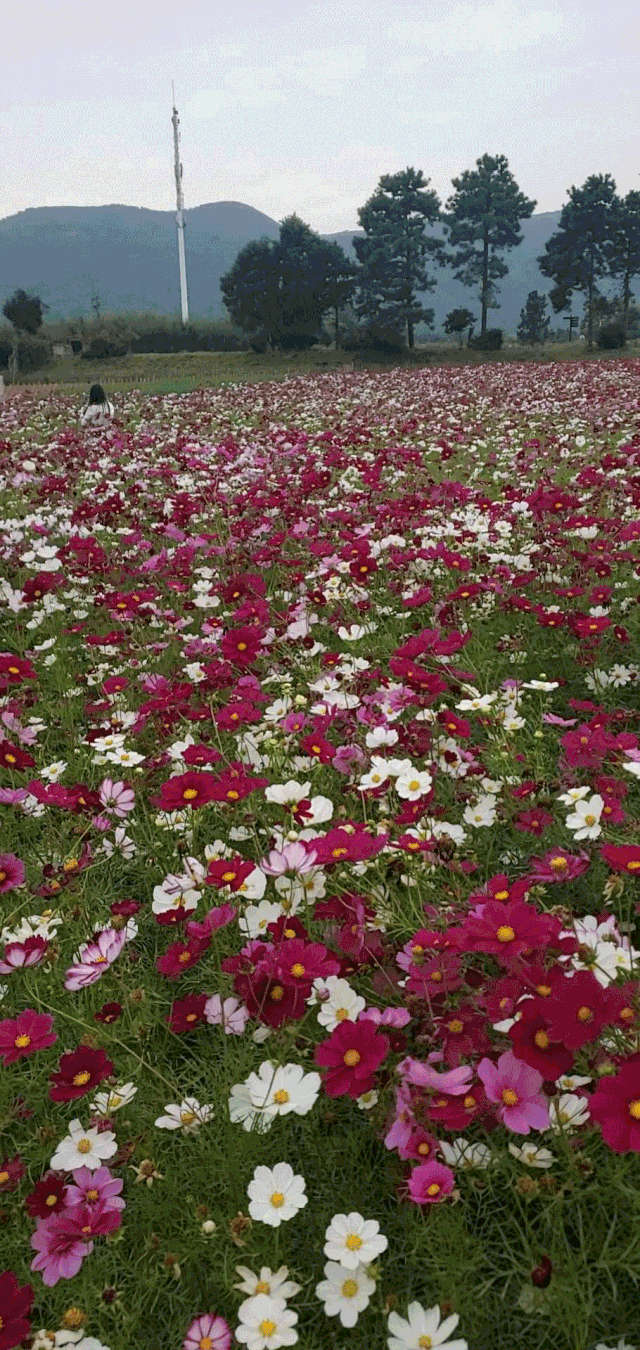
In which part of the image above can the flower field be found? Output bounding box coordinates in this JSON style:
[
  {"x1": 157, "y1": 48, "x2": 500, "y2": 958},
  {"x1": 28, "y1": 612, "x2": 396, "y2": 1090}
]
[{"x1": 1, "y1": 357, "x2": 640, "y2": 1350}]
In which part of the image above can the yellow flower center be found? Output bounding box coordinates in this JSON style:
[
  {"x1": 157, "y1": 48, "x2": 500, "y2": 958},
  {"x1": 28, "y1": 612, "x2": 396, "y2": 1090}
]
[
  {"x1": 73, "y1": 1071, "x2": 92, "y2": 1086},
  {"x1": 258, "y1": 1322, "x2": 275, "y2": 1337},
  {"x1": 46, "y1": 1193, "x2": 58, "y2": 1206},
  {"x1": 427, "y1": 1183, "x2": 441, "y2": 1196},
  {"x1": 628, "y1": 1099, "x2": 640, "y2": 1120},
  {"x1": 77, "y1": 1139, "x2": 92, "y2": 1154},
  {"x1": 87, "y1": 1189, "x2": 99, "y2": 1201},
  {"x1": 346, "y1": 1233, "x2": 362, "y2": 1250},
  {"x1": 584, "y1": 814, "x2": 596, "y2": 827},
  {"x1": 255, "y1": 1281, "x2": 270, "y2": 1294},
  {"x1": 536, "y1": 984, "x2": 552, "y2": 997},
  {"x1": 221, "y1": 871, "x2": 236, "y2": 882},
  {"x1": 550, "y1": 856, "x2": 568, "y2": 871},
  {"x1": 0, "y1": 1172, "x2": 8, "y2": 1185},
  {"x1": 270, "y1": 985, "x2": 285, "y2": 1001},
  {"x1": 418, "y1": 1142, "x2": 430, "y2": 1155},
  {"x1": 5, "y1": 753, "x2": 16, "y2": 764},
  {"x1": 343, "y1": 1049, "x2": 361, "y2": 1067},
  {"x1": 463, "y1": 1094, "x2": 476, "y2": 1109},
  {"x1": 627, "y1": 860, "x2": 640, "y2": 871},
  {"x1": 494, "y1": 890, "x2": 509, "y2": 900},
  {"x1": 237, "y1": 642, "x2": 247, "y2": 651},
  {"x1": 336, "y1": 1008, "x2": 349, "y2": 1020},
  {"x1": 199, "y1": 1338, "x2": 213, "y2": 1350},
  {"x1": 270, "y1": 1191, "x2": 285, "y2": 1208},
  {"x1": 577, "y1": 1006, "x2": 593, "y2": 1022},
  {"x1": 341, "y1": 1278, "x2": 359, "y2": 1298},
  {"x1": 226, "y1": 789, "x2": 240, "y2": 800},
  {"x1": 273, "y1": 1090, "x2": 289, "y2": 1104},
  {"x1": 419, "y1": 1338, "x2": 433, "y2": 1349},
  {"x1": 290, "y1": 963, "x2": 305, "y2": 977},
  {"x1": 620, "y1": 1007, "x2": 634, "y2": 1022},
  {"x1": 408, "y1": 780, "x2": 420, "y2": 792},
  {"x1": 181, "y1": 1110, "x2": 196, "y2": 1124},
  {"x1": 496, "y1": 925, "x2": 516, "y2": 943},
  {"x1": 448, "y1": 1019, "x2": 464, "y2": 1034},
  {"x1": 284, "y1": 927, "x2": 296, "y2": 937},
  {"x1": 183, "y1": 788, "x2": 198, "y2": 800},
  {"x1": 534, "y1": 1031, "x2": 549, "y2": 1049},
  {"x1": 14, "y1": 1034, "x2": 31, "y2": 1048},
  {"x1": 502, "y1": 1088, "x2": 519, "y2": 1106}
]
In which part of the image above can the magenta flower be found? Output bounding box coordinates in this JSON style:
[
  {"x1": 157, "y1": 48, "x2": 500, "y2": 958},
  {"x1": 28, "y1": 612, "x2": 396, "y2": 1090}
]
[
  {"x1": 0, "y1": 1009, "x2": 57, "y2": 1065},
  {"x1": 407, "y1": 1160, "x2": 456, "y2": 1205},
  {"x1": 260, "y1": 842, "x2": 317, "y2": 875},
  {"x1": 99, "y1": 778, "x2": 136, "y2": 817},
  {"x1": 0, "y1": 935, "x2": 48, "y2": 974},
  {"x1": 182, "y1": 1311, "x2": 232, "y2": 1350},
  {"x1": 65, "y1": 1167, "x2": 125, "y2": 1213},
  {"x1": 0, "y1": 853, "x2": 25, "y2": 893},
  {"x1": 359, "y1": 1006, "x2": 411, "y2": 1029},
  {"x1": 477, "y1": 1050, "x2": 550, "y2": 1134},
  {"x1": 64, "y1": 927, "x2": 126, "y2": 990}
]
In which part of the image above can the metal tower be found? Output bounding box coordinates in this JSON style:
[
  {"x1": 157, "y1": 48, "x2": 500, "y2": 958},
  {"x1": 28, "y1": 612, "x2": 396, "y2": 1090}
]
[{"x1": 171, "y1": 82, "x2": 190, "y2": 324}]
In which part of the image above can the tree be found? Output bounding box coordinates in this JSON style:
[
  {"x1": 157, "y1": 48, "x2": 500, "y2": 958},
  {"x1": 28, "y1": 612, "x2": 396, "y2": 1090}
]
[
  {"x1": 608, "y1": 190, "x2": 640, "y2": 336},
  {"x1": 537, "y1": 174, "x2": 619, "y2": 350},
  {"x1": 352, "y1": 167, "x2": 445, "y2": 349},
  {"x1": 517, "y1": 291, "x2": 550, "y2": 345},
  {"x1": 310, "y1": 241, "x2": 358, "y2": 348},
  {"x1": 442, "y1": 154, "x2": 536, "y2": 337},
  {"x1": 2, "y1": 288, "x2": 49, "y2": 334},
  {"x1": 443, "y1": 307, "x2": 476, "y2": 347},
  {"x1": 220, "y1": 238, "x2": 282, "y2": 350}
]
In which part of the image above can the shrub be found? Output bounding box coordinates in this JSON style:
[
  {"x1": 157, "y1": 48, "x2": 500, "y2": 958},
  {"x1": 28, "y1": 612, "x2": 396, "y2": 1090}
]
[
  {"x1": 468, "y1": 329, "x2": 503, "y2": 351},
  {"x1": 597, "y1": 322, "x2": 626, "y2": 350},
  {"x1": 0, "y1": 330, "x2": 53, "y2": 373}
]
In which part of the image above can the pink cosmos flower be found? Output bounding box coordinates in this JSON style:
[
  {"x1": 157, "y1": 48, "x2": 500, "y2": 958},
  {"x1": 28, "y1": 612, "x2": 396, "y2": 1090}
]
[
  {"x1": 99, "y1": 778, "x2": 136, "y2": 817},
  {"x1": 64, "y1": 927, "x2": 127, "y2": 991},
  {"x1": 0, "y1": 935, "x2": 48, "y2": 973},
  {"x1": 65, "y1": 1167, "x2": 125, "y2": 1212},
  {"x1": 397, "y1": 1056, "x2": 474, "y2": 1096},
  {"x1": 359, "y1": 1006, "x2": 411, "y2": 1029},
  {"x1": 407, "y1": 1160, "x2": 456, "y2": 1205},
  {"x1": 477, "y1": 1050, "x2": 550, "y2": 1134},
  {"x1": 260, "y1": 842, "x2": 318, "y2": 875},
  {"x1": 0, "y1": 852, "x2": 25, "y2": 892},
  {"x1": 204, "y1": 994, "x2": 250, "y2": 1035},
  {"x1": 182, "y1": 1312, "x2": 232, "y2": 1350},
  {"x1": 30, "y1": 1212, "x2": 93, "y2": 1286}
]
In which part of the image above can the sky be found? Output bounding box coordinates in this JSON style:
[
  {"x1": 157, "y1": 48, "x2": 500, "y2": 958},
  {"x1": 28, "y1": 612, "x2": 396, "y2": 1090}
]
[{"x1": 3, "y1": 0, "x2": 638, "y2": 235}]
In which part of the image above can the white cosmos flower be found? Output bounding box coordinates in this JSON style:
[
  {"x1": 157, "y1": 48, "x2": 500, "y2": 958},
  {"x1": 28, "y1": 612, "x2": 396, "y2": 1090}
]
[
  {"x1": 365, "y1": 725, "x2": 399, "y2": 749},
  {"x1": 89, "y1": 1082, "x2": 137, "y2": 1114},
  {"x1": 508, "y1": 1142, "x2": 555, "y2": 1168},
  {"x1": 235, "y1": 1294, "x2": 299, "y2": 1349},
  {"x1": 463, "y1": 794, "x2": 498, "y2": 828},
  {"x1": 548, "y1": 1093, "x2": 591, "y2": 1132},
  {"x1": 565, "y1": 794, "x2": 604, "y2": 839},
  {"x1": 102, "y1": 748, "x2": 146, "y2": 767},
  {"x1": 314, "y1": 1261, "x2": 376, "y2": 1329},
  {"x1": 245, "y1": 1061, "x2": 321, "y2": 1118},
  {"x1": 439, "y1": 1139, "x2": 493, "y2": 1169},
  {"x1": 386, "y1": 1301, "x2": 468, "y2": 1350},
  {"x1": 50, "y1": 1119, "x2": 117, "y2": 1172},
  {"x1": 323, "y1": 1212, "x2": 388, "y2": 1269},
  {"x1": 557, "y1": 785, "x2": 590, "y2": 806},
  {"x1": 238, "y1": 900, "x2": 285, "y2": 941},
  {"x1": 265, "y1": 781, "x2": 311, "y2": 806},
  {"x1": 233, "y1": 1265, "x2": 302, "y2": 1300},
  {"x1": 247, "y1": 1162, "x2": 308, "y2": 1228},
  {"x1": 307, "y1": 975, "x2": 366, "y2": 1031},
  {"x1": 358, "y1": 756, "x2": 390, "y2": 791},
  {"x1": 228, "y1": 1081, "x2": 274, "y2": 1134},
  {"x1": 395, "y1": 769, "x2": 433, "y2": 800},
  {"x1": 456, "y1": 691, "x2": 498, "y2": 711},
  {"x1": 154, "y1": 1098, "x2": 214, "y2": 1133},
  {"x1": 101, "y1": 827, "x2": 136, "y2": 859},
  {"x1": 204, "y1": 994, "x2": 251, "y2": 1034},
  {"x1": 40, "y1": 760, "x2": 67, "y2": 782}
]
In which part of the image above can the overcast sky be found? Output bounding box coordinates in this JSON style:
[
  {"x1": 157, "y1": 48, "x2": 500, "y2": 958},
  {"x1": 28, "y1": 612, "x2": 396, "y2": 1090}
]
[{"x1": 3, "y1": 0, "x2": 637, "y2": 234}]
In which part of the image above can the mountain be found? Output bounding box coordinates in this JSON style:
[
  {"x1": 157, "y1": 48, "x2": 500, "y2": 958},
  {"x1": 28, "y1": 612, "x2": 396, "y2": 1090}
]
[{"x1": 0, "y1": 201, "x2": 634, "y2": 334}]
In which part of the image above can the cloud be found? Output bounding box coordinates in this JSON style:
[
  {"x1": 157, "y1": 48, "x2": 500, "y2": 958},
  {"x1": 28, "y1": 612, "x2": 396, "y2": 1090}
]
[{"x1": 386, "y1": 1, "x2": 565, "y2": 61}]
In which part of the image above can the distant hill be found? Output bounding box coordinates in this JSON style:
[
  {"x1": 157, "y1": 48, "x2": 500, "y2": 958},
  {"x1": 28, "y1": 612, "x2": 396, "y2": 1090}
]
[{"x1": 0, "y1": 201, "x2": 635, "y2": 334}]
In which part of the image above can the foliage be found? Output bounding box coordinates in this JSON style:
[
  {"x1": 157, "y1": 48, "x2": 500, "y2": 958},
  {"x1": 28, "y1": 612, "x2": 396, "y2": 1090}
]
[
  {"x1": 0, "y1": 327, "x2": 53, "y2": 373},
  {"x1": 442, "y1": 154, "x2": 536, "y2": 336},
  {"x1": 444, "y1": 308, "x2": 476, "y2": 347},
  {"x1": 517, "y1": 291, "x2": 551, "y2": 345},
  {"x1": 468, "y1": 328, "x2": 503, "y2": 351},
  {"x1": 2, "y1": 287, "x2": 49, "y2": 334},
  {"x1": 608, "y1": 190, "x2": 640, "y2": 333},
  {"x1": 538, "y1": 174, "x2": 620, "y2": 350},
  {"x1": 352, "y1": 167, "x2": 445, "y2": 349}
]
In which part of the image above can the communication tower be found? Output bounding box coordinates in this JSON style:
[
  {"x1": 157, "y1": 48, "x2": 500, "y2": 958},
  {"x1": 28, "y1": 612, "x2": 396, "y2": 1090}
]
[{"x1": 171, "y1": 82, "x2": 190, "y2": 324}]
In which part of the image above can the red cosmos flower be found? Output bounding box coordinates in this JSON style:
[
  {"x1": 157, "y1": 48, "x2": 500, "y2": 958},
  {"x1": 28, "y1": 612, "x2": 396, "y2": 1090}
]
[
  {"x1": 167, "y1": 993, "x2": 208, "y2": 1033},
  {"x1": 601, "y1": 843, "x2": 640, "y2": 876},
  {"x1": 234, "y1": 967, "x2": 310, "y2": 1028},
  {"x1": 0, "y1": 854, "x2": 25, "y2": 894},
  {"x1": 450, "y1": 901, "x2": 560, "y2": 968},
  {"x1": 0, "y1": 1270, "x2": 34, "y2": 1350},
  {"x1": 508, "y1": 1003, "x2": 575, "y2": 1078},
  {"x1": 0, "y1": 739, "x2": 35, "y2": 771},
  {"x1": 0, "y1": 653, "x2": 37, "y2": 684},
  {"x1": 49, "y1": 1046, "x2": 114, "y2": 1101},
  {"x1": 544, "y1": 971, "x2": 619, "y2": 1050},
  {"x1": 0, "y1": 1156, "x2": 25, "y2": 1192},
  {"x1": 25, "y1": 1172, "x2": 68, "y2": 1219},
  {"x1": 400, "y1": 1126, "x2": 440, "y2": 1164},
  {"x1": 154, "y1": 771, "x2": 221, "y2": 811},
  {"x1": 299, "y1": 732, "x2": 336, "y2": 764},
  {"x1": 406, "y1": 951, "x2": 464, "y2": 999},
  {"x1": 468, "y1": 874, "x2": 531, "y2": 906},
  {"x1": 524, "y1": 849, "x2": 590, "y2": 884},
  {"x1": 0, "y1": 1010, "x2": 56, "y2": 1065},
  {"x1": 314, "y1": 1018, "x2": 390, "y2": 1099},
  {"x1": 185, "y1": 902, "x2": 237, "y2": 944},
  {"x1": 220, "y1": 626, "x2": 262, "y2": 666},
  {"x1": 156, "y1": 936, "x2": 209, "y2": 980},
  {"x1": 603, "y1": 982, "x2": 640, "y2": 1035},
  {"x1": 513, "y1": 808, "x2": 554, "y2": 837},
  {"x1": 432, "y1": 1004, "x2": 492, "y2": 1066},
  {"x1": 215, "y1": 701, "x2": 260, "y2": 731},
  {"x1": 206, "y1": 857, "x2": 255, "y2": 892},
  {"x1": 588, "y1": 1052, "x2": 640, "y2": 1152},
  {"x1": 477, "y1": 975, "x2": 525, "y2": 1022},
  {"x1": 571, "y1": 614, "x2": 611, "y2": 638},
  {"x1": 271, "y1": 939, "x2": 341, "y2": 992},
  {"x1": 310, "y1": 826, "x2": 389, "y2": 866},
  {"x1": 182, "y1": 743, "x2": 223, "y2": 766},
  {"x1": 93, "y1": 1002, "x2": 123, "y2": 1025},
  {"x1": 418, "y1": 1085, "x2": 488, "y2": 1132}
]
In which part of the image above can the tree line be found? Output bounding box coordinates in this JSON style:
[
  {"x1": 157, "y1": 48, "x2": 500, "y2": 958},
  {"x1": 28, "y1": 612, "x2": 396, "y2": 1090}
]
[
  {"x1": 4, "y1": 156, "x2": 640, "y2": 361},
  {"x1": 219, "y1": 159, "x2": 640, "y2": 353}
]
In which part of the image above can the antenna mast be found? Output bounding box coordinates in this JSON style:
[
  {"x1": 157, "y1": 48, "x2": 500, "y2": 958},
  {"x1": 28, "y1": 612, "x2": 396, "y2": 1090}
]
[{"x1": 171, "y1": 82, "x2": 190, "y2": 324}]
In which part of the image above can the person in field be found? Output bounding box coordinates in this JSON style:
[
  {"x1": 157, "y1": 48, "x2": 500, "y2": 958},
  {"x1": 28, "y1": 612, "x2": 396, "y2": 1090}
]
[{"x1": 80, "y1": 382, "x2": 114, "y2": 427}]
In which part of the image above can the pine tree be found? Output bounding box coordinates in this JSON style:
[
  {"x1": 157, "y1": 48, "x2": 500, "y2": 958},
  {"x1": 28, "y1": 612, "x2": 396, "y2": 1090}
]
[
  {"x1": 220, "y1": 238, "x2": 283, "y2": 350},
  {"x1": 443, "y1": 308, "x2": 476, "y2": 347},
  {"x1": 517, "y1": 291, "x2": 550, "y2": 345},
  {"x1": 352, "y1": 167, "x2": 445, "y2": 349},
  {"x1": 2, "y1": 288, "x2": 49, "y2": 334},
  {"x1": 442, "y1": 154, "x2": 536, "y2": 337},
  {"x1": 537, "y1": 174, "x2": 619, "y2": 350},
  {"x1": 608, "y1": 190, "x2": 640, "y2": 336}
]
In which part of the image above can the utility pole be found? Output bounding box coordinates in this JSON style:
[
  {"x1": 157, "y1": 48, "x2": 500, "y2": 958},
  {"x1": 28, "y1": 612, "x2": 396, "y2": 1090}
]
[{"x1": 172, "y1": 82, "x2": 190, "y2": 325}]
